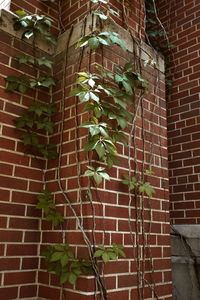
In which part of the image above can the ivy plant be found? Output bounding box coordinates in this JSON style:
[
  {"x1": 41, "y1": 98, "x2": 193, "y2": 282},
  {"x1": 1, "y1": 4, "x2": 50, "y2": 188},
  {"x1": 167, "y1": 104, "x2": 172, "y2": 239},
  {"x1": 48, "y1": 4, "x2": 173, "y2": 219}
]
[
  {"x1": 36, "y1": 190, "x2": 64, "y2": 226},
  {"x1": 14, "y1": 101, "x2": 58, "y2": 160},
  {"x1": 77, "y1": 31, "x2": 126, "y2": 51},
  {"x1": 42, "y1": 244, "x2": 93, "y2": 285},
  {"x1": 94, "y1": 244, "x2": 126, "y2": 263},
  {"x1": 84, "y1": 166, "x2": 110, "y2": 185},
  {"x1": 122, "y1": 173, "x2": 156, "y2": 198},
  {"x1": 13, "y1": 10, "x2": 56, "y2": 44}
]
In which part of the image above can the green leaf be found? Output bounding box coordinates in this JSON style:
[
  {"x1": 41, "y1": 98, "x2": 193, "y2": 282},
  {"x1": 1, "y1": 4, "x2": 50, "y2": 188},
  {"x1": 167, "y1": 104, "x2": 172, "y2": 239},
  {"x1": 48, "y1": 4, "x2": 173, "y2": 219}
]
[
  {"x1": 98, "y1": 36, "x2": 111, "y2": 46},
  {"x1": 123, "y1": 62, "x2": 134, "y2": 71},
  {"x1": 37, "y1": 56, "x2": 53, "y2": 69},
  {"x1": 68, "y1": 272, "x2": 78, "y2": 285},
  {"x1": 84, "y1": 138, "x2": 99, "y2": 152},
  {"x1": 102, "y1": 252, "x2": 109, "y2": 263},
  {"x1": 84, "y1": 170, "x2": 94, "y2": 177},
  {"x1": 100, "y1": 172, "x2": 110, "y2": 181},
  {"x1": 50, "y1": 252, "x2": 63, "y2": 262},
  {"x1": 76, "y1": 35, "x2": 90, "y2": 48},
  {"x1": 18, "y1": 83, "x2": 28, "y2": 94},
  {"x1": 93, "y1": 11, "x2": 108, "y2": 20},
  {"x1": 6, "y1": 76, "x2": 18, "y2": 82},
  {"x1": 94, "y1": 250, "x2": 104, "y2": 258},
  {"x1": 90, "y1": 92, "x2": 99, "y2": 102},
  {"x1": 16, "y1": 54, "x2": 28, "y2": 64},
  {"x1": 6, "y1": 81, "x2": 18, "y2": 92},
  {"x1": 90, "y1": 126, "x2": 100, "y2": 136},
  {"x1": 69, "y1": 87, "x2": 84, "y2": 96},
  {"x1": 108, "y1": 7, "x2": 119, "y2": 16},
  {"x1": 60, "y1": 272, "x2": 69, "y2": 284},
  {"x1": 95, "y1": 142, "x2": 106, "y2": 159},
  {"x1": 54, "y1": 244, "x2": 64, "y2": 251},
  {"x1": 117, "y1": 117, "x2": 127, "y2": 129},
  {"x1": 88, "y1": 37, "x2": 100, "y2": 50},
  {"x1": 60, "y1": 254, "x2": 69, "y2": 267},
  {"x1": 79, "y1": 92, "x2": 90, "y2": 102},
  {"x1": 94, "y1": 173, "x2": 103, "y2": 185}
]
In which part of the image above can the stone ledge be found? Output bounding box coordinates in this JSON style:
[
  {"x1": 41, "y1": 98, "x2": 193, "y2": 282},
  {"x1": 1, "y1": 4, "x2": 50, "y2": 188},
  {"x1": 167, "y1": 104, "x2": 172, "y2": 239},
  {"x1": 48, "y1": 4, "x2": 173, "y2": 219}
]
[
  {"x1": 172, "y1": 256, "x2": 200, "y2": 264},
  {"x1": 0, "y1": 9, "x2": 55, "y2": 54},
  {"x1": 56, "y1": 14, "x2": 165, "y2": 73},
  {"x1": 171, "y1": 224, "x2": 200, "y2": 239}
]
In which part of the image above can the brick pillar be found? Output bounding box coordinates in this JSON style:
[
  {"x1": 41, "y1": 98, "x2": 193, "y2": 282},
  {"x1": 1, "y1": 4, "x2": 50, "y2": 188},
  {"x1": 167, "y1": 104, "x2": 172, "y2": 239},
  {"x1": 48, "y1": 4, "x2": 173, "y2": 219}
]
[
  {"x1": 37, "y1": 2, "x2": 172, "y2": 299},
  {"x1": 0, "y1": 1, "x2": 172, "y2": 299}
]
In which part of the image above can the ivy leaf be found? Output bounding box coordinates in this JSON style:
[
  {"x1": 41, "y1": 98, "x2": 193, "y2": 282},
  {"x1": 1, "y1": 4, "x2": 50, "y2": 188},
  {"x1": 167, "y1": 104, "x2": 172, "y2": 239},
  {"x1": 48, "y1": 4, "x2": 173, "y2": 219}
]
[
  {"x1": 93, "y1": 250, "x2": 104, "y2": 258},
  {"x1": 93, "y1": 173, "x2": 103, "y2": 185},
  {"x1": 69, "y1": 87, "x2": 84, "y2": 96},
  {"x1": 98, "y1": 36, "x2": 111, "y2": 46},
  {"x1": 88, "y1": 37, "x2": 100, "y2": 50},
  {"x1": 108, "y1": 7, "x2": 119, "y2": 16},
  {"x1": 37, "y1": 56, "x2": 53, "y2": 69},
  {"x1": 100, "y1": 172, "x2": 110, "y2": 181},
  {"x1": 84, "y1": 138, "x2": 99, "y2": 151},
  {"x1": 60, "y1": 272, "x2": 69, "y2": 284},
  {"x1": 123, "y1": 62, "x2": 134, "y2": 71},
  {"x1": 50, "y1": 252, "x2": 63, "y2": 262},
  {"x1": 102, "y1": 252, "x2": 109, "y2": 263},
  {"x1": 68, "y1": 272, "x2": 78, "y2": 285},
  {"x1": 60, "y1": 254, "x2": 69, "y2": 267},
  {"x1": 95, "y1": 142, "x2": 106, "y2": 159},
  {"x1": 76, "y1": 35, "x2": 91, "y2": 48},
  {"x1": 139, "y1": 182, "x2": 155, "y2": 197},
  {"x1": 90, "y1": 92, "x2": 99, "y2": 102},
  {"x1": 6, "y1": 81, "x2": 18, "y2": 92},
  {"x1": 93, "y1": 11, "x2": 108, "y2": 20},
  {"x1": 18, "y1": 83, "x2": 28, "y2": 94},
  {"x1": 109, "y1": 33, "x2": 127, "y2": 51}
]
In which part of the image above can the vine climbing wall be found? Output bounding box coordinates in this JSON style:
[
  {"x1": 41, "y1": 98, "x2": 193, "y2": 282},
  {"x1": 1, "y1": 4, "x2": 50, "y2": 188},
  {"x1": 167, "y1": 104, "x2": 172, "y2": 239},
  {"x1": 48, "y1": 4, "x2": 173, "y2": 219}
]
[{"x1": 0, "y1": 0, "x2": 172, "y2": 299}]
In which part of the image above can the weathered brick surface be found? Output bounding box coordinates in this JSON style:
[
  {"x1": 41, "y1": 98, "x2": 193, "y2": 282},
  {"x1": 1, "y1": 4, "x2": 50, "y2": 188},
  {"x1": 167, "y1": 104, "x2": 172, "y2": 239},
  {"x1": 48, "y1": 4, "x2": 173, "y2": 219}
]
[
  {"x1": 157, "y1": 0, "x2": 200, "y2": 224},
  {"x1": 0, "y1": 0, "x2": 172, "y2": 299}
]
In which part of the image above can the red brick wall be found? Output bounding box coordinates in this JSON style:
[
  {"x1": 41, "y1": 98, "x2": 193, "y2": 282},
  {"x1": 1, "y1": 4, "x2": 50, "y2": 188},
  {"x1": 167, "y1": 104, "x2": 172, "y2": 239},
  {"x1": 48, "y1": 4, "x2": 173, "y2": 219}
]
[
  {"x1": 0, "y1": 1, "x2": 172, "y2": 299},
  {"x1": 156, "y1": 0, "x2": 200, "y2": 224},
  {"x1": 0, "y1": 24, "x2": 47, "y2": 299}
]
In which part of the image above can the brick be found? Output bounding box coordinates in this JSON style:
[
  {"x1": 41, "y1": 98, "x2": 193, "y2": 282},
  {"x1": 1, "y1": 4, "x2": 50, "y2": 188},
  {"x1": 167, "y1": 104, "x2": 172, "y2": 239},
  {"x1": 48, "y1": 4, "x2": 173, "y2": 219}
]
[
  {"x1": 0, "y1": 287, "x2": 18, "y2": 300},
  {"x1": 0, "y1": 230, "x2": 22, "y2": 242},
  {"x1": 6, "y1": 244, "x2": 37, "y2": 256},
  {"x1": 4, "y1": 271, "x2": 36, "y2": 285},
  {"x1": 19, "y1": 285, "x2": 37, "y2": 298},
  {"x1": 0, "y1": 258, "x2": 20, "y2": 271},
  {"x1": 9, "y1": 217, "x2": 38, "y2": 230},
  {"x1": 0, "y1": 203, "x2": 25, "y2": 216}
]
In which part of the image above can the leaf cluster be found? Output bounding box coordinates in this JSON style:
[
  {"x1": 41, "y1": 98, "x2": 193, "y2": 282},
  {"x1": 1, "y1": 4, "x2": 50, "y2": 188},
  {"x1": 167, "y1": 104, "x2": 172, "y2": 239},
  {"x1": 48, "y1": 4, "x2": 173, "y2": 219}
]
[
  {"x1": 16, "y1": 54, "x2": 53, "y2": 69},
  {"x1": 42, "y1": 244, "x2": 93, "y2": 285},
  {"x1": 13, "y1": 10, "x2": 56, "y2": 44},
  {"x1": 14, "y1": 102, "x2": 58, "y2": 160},
  {"x1": 5, "y1": 74, "x2": 29, "y2": 94},
  {"x1": 36, "y1": 190, "x2": 64, "y2": 226},
  {"x1": 6, "y1": 73, "x2": 56, "y2": 94},
  {"x1": 77, "y1": 31, "x2": 126, "y2": 52},
  {"x1": 122, "y1": 173, "x2": 156, "y2": 198},
  {"x1": 94, "y1": 244, "x2": 126, "y2": 263},
  {"x1": 70, "y1": 62, "x2": 148, "y2": 168},
  {"x1": 84, "y1": 165, "x2": 110, "y2": 185}
]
